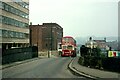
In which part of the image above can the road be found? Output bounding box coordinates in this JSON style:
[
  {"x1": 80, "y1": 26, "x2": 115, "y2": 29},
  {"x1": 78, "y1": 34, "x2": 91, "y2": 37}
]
[{"x1": 2, "y1": 57, "x2": 86, "y2": 78}]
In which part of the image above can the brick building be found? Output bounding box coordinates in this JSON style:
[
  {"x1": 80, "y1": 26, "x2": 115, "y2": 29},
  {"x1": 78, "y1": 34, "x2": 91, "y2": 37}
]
[
  {"x1": 0, "y1": 0, "x2": 29, "y2": 50},
  {"x1": 29, "y1": 23, "x2": 63, "y2": 52}
]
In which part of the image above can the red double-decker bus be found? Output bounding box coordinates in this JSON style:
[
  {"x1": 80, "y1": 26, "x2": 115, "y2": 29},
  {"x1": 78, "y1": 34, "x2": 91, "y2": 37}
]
[{"x1": 61, "y1": 36, "x2": 76, "y2": 57}]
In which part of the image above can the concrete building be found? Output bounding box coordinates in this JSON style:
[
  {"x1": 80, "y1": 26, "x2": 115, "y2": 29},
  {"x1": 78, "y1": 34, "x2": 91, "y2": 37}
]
[
  {"x1": 106, "y1": 40, "x2": 118, "y2": 51},
  {"x1": 86, "y1": 37, "x2": 107, "y2": 48},
  {"x1": 0, "y1": 0, "x2": 29, "y2": 51},
  {"x1": 119, "y1": 1, "x2": 120, "y2": 51},
  {"x1": 85, "y1": 37, "x2": 108, "y2": 54},
  {"x1": 29, "y1": 23, "x2": 63, "y2": 52},
  {"x1": 85, "y1": 37, "x2": 97, "y2": 49}
]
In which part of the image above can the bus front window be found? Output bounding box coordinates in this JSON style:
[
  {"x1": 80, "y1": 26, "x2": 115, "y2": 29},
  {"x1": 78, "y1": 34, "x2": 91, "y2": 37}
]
[
  {"x1": 62, "y1": 46, "x2": 67, "y2": 50},
  {"x1": 67, "y1": 45, "x2": 73, "y2": 50}
]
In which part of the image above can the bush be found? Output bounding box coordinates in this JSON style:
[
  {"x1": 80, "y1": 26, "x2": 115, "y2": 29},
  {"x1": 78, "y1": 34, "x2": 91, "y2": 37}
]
[
  {"x1": 78, "y1": 57, "x2": 84, "y2": 65},
  {"x1": 102, "y1": 57, "x2": 120, "y2": 72}
]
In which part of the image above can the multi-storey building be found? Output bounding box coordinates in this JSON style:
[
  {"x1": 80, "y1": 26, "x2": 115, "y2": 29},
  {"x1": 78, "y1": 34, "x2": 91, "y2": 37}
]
[
  {"x1": 29, "y1": 23, "x2": 63, "y2": 52},
  {"x1": 86, "y1": 37, "x2": 107, "y2": 49},
  {"x1": 85, "y1": 37, "x2": 97, "y2": 49},
  {"x1": 85, "y1": 37, "x2": 108, "y2": 55},
  {"x1": 0, "y1": 0, "x2": 29, "y2": 51},
  {"x1": 118, "y1": 1, "x2": 120, "y2": 51},
  {"x1": 106, "y1": 40, "x2": 118, "y2": 51}
]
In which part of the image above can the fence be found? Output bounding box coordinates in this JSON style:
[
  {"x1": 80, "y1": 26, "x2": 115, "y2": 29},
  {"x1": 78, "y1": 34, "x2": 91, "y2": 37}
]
[
  {"x1": 102, "y1": 57, "x2": 120, "y2": 72},
  {"x1": 2, "y1": 46, "x2": 38, "y2": 64}
]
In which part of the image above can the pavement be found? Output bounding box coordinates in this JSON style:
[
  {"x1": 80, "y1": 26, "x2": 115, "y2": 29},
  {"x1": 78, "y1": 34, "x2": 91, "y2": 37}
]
[
  {"x1": 69, "y1": 57, "x2": 120, "y2": 79},
  {"x1": 1, "y1": 54, "x2": 57, "y2": 70}
]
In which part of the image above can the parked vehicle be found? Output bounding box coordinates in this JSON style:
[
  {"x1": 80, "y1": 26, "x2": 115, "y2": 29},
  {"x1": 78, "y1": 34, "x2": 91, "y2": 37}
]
[{"x1": 57, "y1": 42, "x2": 62, "y2": 55}]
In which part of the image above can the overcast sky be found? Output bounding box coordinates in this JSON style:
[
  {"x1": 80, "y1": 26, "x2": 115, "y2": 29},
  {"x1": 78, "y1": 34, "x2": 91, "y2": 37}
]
[{"x1": 29, "y1": 0, "x2": 119, "y2": 38}]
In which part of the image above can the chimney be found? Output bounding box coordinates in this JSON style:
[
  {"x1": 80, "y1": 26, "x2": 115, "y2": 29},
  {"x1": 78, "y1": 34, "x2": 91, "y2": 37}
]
[
  {"x1": 89, "y1": 37, "x2": 92, "y2": 41},
  {"x1": 30, "y1": 22, "x2": 32, "y2": 25},
  {"x1": 104, "y1": 37, "x2": 106, "y2": 42}
]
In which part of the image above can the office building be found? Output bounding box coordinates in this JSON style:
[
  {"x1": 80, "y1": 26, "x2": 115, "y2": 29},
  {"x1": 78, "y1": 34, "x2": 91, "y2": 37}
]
[{"x1": 0, "y1": 0, "x2": 29, "y2": 51}]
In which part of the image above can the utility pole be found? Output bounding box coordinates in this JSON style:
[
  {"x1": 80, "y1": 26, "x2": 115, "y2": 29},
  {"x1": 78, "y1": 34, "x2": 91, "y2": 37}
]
[
  {"x1": 51, "y1": 26, "x2": 52, "y2": 51},
  {"x1": 50, "y1": 26, "x2": 52, "y2": 56}
]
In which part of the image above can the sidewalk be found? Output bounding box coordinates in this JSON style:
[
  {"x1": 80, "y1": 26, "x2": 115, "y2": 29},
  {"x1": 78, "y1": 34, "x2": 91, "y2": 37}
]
[
  {"x1": 72, "y1": 57, "x2": 120, "y2": 79},
  {"x1": 0, "y1": 54, "x2": 58, "y2": 70},
  {"x1": 1, "y1": 57, "x2": 39, "y2": 70}
]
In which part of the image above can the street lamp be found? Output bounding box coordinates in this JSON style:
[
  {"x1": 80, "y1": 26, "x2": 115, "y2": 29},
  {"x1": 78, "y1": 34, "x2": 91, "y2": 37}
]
[
  {"x1": 50, "y1": 26, "x2": 52, "y2": 52},
  {"x1": 90, "y1": 41, "x2": 93, "y2": 56},
  {"x1": 46, "y1": 38, "x2": 51, "y2": 58}
]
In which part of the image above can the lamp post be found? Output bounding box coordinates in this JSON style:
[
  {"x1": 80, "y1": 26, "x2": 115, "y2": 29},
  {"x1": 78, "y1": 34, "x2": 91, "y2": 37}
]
[
  {"x1": 90, "y1": 41, "x2": 93, "y2": 56},
  {"x1": 51, "y1": 26, "x2": 52, "y2": 52},
  {"x1": 46, "y1": 38, "x2": 51, "y2": 58}
]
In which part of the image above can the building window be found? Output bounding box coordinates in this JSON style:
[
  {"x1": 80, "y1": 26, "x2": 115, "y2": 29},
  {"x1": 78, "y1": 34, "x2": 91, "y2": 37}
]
[
  {"x1": 5, "y1": 4, "x2": 9, "y2": 11},
  {"x1": 0, "y1": 30, "x2": 1, "y2": 36},
  {"x1": 2, "y1": 30, "x2": 8, "y2": 37},
  {"x1": 2, "y1": 29, "x2": 28, "y2": 39},
  {"x1": 13, "y1": 31, "x2": 16, "y2": 38},
  {"x1": 9, "y1": 31, "x2": 14, "y2": 37},
  {"x1": 17, "y1": 2, "x2": 29, "y2": 9},
  {"x1": 0, "y1": 1, "x2": 2, "y2": 9},
  {"x1": 19, "y1": 33, "x2": 23, "y2": 38},
  {"x1": 2, "y1": 2, "x2": 29, "y2": 19},
  {"x1": 0, "y1": 16, "x2": 2, "y2": 23},
  {"x1": 15, "y1": 32, "x2": 19, "y2": 38},
  {"x1": 2, "y1": 16, "x2": 28, "y2": 28}
]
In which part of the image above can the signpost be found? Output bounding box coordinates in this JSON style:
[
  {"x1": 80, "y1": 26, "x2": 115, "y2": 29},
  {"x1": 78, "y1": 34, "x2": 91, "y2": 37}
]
[{"x1": 108, "y1": 51, "x2": 120, "y2": 57}]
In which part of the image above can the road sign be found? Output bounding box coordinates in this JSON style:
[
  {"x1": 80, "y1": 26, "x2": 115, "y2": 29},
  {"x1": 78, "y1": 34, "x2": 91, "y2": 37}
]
[{"x1": 108, "y1": 51, "x2": 120, "y2": 57}]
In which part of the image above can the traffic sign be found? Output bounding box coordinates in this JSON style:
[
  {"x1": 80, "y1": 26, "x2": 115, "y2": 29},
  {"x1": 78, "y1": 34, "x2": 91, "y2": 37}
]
[{"x1": 108, "y1": 51, "x2": 120, "y2": 57}]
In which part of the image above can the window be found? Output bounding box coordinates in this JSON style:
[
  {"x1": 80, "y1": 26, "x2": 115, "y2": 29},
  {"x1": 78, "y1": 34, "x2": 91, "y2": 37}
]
[
  {"x1": 11, "y1": 19, "x2": 14, "y2": 26},
  {"x1": 17, "y1": 2, "x2": 29, "y2": 9},
  {"x1": 24, "y1": 3, "x2": 29, "y2": 9},
  {"x1": 19, "y1": 33, "x2": 23, "y2": 38},
  {"x1": 2, "y1": 2, "x2": 29, "y2": 19},
  {"x1": 0, "y1": 1, "x2": 2, "y2": 9},
  {"x1": 2, "y1": 16, "x2": 28, "y2": 28},
  {"x1": 23, "y1": 33, "x2": 25, "y2": 38},
  {"x1": 2, "y1": 2, "x2": 4, "y2": 9},
  {"x1": 16, "y1": 21, "x2": 19, "y2": 27},
  {"x1": 0, "y1": 29, "x2": 2, "y2": 37},
  {"x1": 62, "y1": 46, "x2": 67, "y2": 50},
  {"x1": 67, "y1": 45, "x2": 73, "y2": 50},
  {"x1": 11, "y1": 7, "x2": 14, "y2": 13},
  {"x1": 8, "y1": 31, "x2": 11, "y2": 37},
  {"x1": 19, "y1": 22, "x2": 22, "y2": 27},
  {"x1": 25, "y1": 33, "x2": 29, "y2": 38},
  {"x1": 4, "y1": 17, "x2": 7, "y2": 24},
  {"x1": 0, "y1": 16, "x2": 2, "y2": 23},
  {"x1": 16, "y1": 9, "x2": 19, "y2": 15},
  {"x1": 9, "y1": 31, "x2": 14, "y2": 37},
  {"x1": 5, "y1": 4, "x2": 9, "y2": 11},
  {"x1": 1, "y1": 29, "x2": 28, "y2": 39},
  {"x1": 16, "y1": 32, "x2": 19, "y2": 38},
  {"x1": 13, "y1": 32, "x2": 16, "y2": 38},
  {"x1": 2, "y1": 16, "x2": 4, "y2": 23},
  {"x1": 25, "y1": 23, "x2": 28, "y2": 28},
  {"x1": 7, "y1": 17, "x2": 11, "y2": 25},
  {"x1": 8, "y1": 5, "x2": 11, "y2": 12},
  {"x1": 2, "y1": 30, "x2": 8, "y2": 37}
]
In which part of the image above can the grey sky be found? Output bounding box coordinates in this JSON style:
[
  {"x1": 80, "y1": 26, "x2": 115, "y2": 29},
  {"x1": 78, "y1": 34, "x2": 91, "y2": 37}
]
[{"x1": 29, "y1": 0, "x2": 119, "y2": 38}]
